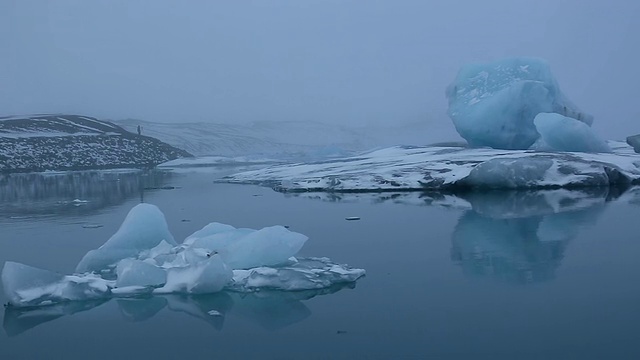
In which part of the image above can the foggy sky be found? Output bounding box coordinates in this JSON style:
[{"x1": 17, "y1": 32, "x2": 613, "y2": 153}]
[{"x1": 1, "y1": 0, "x2": 639, "y2": 140}]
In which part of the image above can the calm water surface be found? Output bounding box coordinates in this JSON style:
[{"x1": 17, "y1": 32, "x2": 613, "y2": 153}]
[{"x1": 1, "y1": 169, "x2": 640, "y2": 359}]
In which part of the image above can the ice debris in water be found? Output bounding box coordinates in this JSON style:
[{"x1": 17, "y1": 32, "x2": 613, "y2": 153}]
[
  {"x1": 2, "y1": 204, "x2": 365, "y2": 307},
  {"x1": 446, "y1": 57, "x2": 594, "y2": 150}
]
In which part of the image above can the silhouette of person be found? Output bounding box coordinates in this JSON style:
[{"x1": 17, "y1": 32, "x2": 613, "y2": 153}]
[{"x1": 137, "y1": 125, "x2": 141, "y2": 136}]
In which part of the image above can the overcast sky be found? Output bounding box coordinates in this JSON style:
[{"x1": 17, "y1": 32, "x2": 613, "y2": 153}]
[{"x1": 1, "y1": 0, "x2": 638, "y2": 140}]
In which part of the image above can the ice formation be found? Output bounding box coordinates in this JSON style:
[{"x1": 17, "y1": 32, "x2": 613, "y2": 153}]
[
  {"x1": 76, "y1": 203, "x2": 177, "y2": 273},
  {"x1": 446, "y1": 58, "x2": 593, "y2": 150},
  {"x1": 532, "y1": 113, "x2": 611, "y2": 153},
  {"x1": 2, "y1": 204, "x2": 365, "y2": 307}
]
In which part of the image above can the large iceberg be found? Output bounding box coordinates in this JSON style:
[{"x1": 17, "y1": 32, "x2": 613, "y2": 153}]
[
  {"x1": 2, "y1": 204, "x2": 365, "y2": 307},
  {"x1": 446, "y1": 58, "x2": 592, "y2": 150}
]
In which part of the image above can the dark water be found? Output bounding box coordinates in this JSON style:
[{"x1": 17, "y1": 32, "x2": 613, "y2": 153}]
[{"x1": 1, "y1": 170, "x2": 640, "y2": 359}]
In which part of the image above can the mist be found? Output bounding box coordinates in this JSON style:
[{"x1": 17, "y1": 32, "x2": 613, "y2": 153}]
[{"x1": 1, "y1": 0, "x2": 639, "y2": 140}]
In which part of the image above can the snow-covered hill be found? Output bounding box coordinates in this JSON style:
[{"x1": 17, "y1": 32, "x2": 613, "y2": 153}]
[
  {"x1": 115, "y1": 119, "x2": 438, "y2": 159},
  {"x1": 0, "y1": 115, "x2": 191, "y2": 172}
]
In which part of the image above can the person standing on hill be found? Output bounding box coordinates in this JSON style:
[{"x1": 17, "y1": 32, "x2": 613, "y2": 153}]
[{"x1": 137, "y1": 125, "x2": 142, "y2": 136}]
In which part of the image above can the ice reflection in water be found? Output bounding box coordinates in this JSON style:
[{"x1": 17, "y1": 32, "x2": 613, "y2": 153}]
[
  {"x1": 3, "y1": 283, "x2": 354, "y2": 337},
  {"x1": 285, "y1": 186, "x2": 626, "y2": 285},
  {"x1": 450, "y1": 189, "x2": 609, "y2": 284}
]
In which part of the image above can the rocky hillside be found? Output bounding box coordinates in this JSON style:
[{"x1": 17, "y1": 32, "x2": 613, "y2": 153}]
[{"x1": 0, "y1": 114, "x2": 191, "y2": 172}]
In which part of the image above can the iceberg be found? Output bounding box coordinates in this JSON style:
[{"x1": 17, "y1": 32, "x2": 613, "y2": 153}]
[
  {"x1": 2, "y1": 262, "x2": 112, "y2": 307},
  {"x1": 446, "y1": 58, "x2": 592, "y2": 150},
  {"x1": 532, "y1": 113, "x2": 611, "y2": 153},
  {"x1": 2, "y1": 204, "x2": 365, "y2": 307}
]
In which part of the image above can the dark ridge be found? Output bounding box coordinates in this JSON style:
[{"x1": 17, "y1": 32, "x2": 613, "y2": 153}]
[{"x1": 0, "y1": 115, "x2": 192, "y2": 173}]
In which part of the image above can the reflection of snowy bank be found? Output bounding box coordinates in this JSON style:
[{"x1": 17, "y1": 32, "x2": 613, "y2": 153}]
[
  {"x1": 0, "y1": 170, "x2": 172, "y2": 218},
  {"x1": 159, "y1": 155, "x2": 282, "y2": 168},
  {"x1": 2, "y1": 204, "x2": 364, "y2": 308},
  {"x1": 222, "y1": 141, "x2": 640, "y2": 192}
]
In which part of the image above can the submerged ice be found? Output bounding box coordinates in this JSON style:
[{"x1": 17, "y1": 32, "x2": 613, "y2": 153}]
[
  {"x1": 446, "y1": 58, "x2": 596, "y2": 151},
  {"x1": 2, "y1": 204, "x2": 365, "y2": 307}
]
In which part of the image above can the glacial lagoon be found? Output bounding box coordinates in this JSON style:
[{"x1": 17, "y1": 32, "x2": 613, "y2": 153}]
[{"x1": 1, "y1": 169, "x2": 640, "y2": 359}]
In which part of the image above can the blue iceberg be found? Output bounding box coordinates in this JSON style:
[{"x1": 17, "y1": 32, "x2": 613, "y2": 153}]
[
  {"x1": 446, "y1": 58, "x2": 592, "y2": 150},
  {"x1": 532, "y1": 113, "x2": 611, "y2": 153}
]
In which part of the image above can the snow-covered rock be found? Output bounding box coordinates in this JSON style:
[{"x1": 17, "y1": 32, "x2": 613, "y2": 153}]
[
  {"x1": 222, "y1": 142, "x2": 640, "y2": 191},
  {"x1": 627, "y1": 134, "x2": 640, "y2": 153}
]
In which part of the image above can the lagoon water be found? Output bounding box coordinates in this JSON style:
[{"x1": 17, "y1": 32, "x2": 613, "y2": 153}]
[{"x1": 1, "y1": 169, "x2": 640, "y2": 359}]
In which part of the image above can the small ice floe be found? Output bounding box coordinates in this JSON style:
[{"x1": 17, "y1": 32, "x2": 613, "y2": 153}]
[
  {"x1": 345, "y1": 217, "x2": 360, "y2": 221},
  {"x1": 207, "y1": 310, "x2": 222, "y2": 316},
  {"x1": 82, "y1": 224, "x2": 104, "y2": 229},
  {"x1": 73, "y1": 199, "x2": 90, "y2": 207}
]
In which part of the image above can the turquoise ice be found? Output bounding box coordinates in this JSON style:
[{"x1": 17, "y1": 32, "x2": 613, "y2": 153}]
[
  {"x1": 446, "y1": 58, "x2": 592, "y2": 150},
  {"x1": 532, "y1": 113, "x2": 611, "y2": 153}
]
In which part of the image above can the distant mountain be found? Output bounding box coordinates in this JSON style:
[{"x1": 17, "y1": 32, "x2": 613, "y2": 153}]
[
  {"x1": 115, "y1": 119, "x2": 437, "y2": 159},
  {"x1": 0, "y1": 114, "x2": 191, "y2": 173}
]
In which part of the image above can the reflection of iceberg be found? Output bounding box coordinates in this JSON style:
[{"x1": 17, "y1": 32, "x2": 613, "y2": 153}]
[
  {"x1": 0, "y1": 170, "x2": 172, "y2": 219},
  {"x1": 3, "y1": 299, "x2": 109, "y2": 337},
  {"x1": 3, "y1": 284, "x2": 354, "y2": 336},
  {"x1": 2, "y1": 204, "x2": 365, "y2": 307},
  {"x1": 450, "y1": 189, "x2": 608, "y2": 284}
]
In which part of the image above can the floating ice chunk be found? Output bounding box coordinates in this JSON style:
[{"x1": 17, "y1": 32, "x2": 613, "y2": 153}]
[
  {"x1": 2, "y1": 262, "x2": 64, "y2": 306},
  {"x1": 230, "y1": 257, "x2": 366, "y2": 291},
  {"x1": 183, "y1": 222, "x2": 238, "y2": 245},
  {"x1": 2, "y1": 262, "x2": 112, "y2": 307},
  {"x1": 115, "y1": 259, "x2": 166, "y2": 288},
  {"x1": 155, "y1": 255, "x2": 233, "y2": 294},
  {"x1": 532, "y1": 113, "x2": 611, "y2": 153},
  {"x1": 446, "y1": 58, "x2": 592, "y2": 150},
  {"x1": 139, "y1": 240, "x2": 176, "y2": 262},
  {"x1": 185, "y1": 227, "x2": 254, "y2": 250},
  {"x1": 76, "y1": 204, "x2": 177, "y2": 273},
  {"x1": 222, "y1": 226, "x2": 308, "y2": 269},
  {"x1": 3, "y1": 204, "x2": 364, "y2": 307}
]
